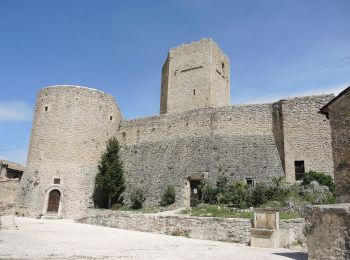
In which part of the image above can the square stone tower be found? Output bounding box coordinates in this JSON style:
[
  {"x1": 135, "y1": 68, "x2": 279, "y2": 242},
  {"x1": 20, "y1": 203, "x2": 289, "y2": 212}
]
[{"x1": 160, "y1": 38, "x2": 230, "y2": 114}]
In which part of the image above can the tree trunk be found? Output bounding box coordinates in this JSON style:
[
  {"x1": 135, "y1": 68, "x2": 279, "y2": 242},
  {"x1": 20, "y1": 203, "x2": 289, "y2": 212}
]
[{"x1": 108, "y1": 194, "x2": 112, "y2": 208}]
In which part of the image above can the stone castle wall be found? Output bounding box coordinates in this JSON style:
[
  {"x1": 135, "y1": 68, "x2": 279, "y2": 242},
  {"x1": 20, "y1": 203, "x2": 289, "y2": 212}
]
[
  {"x1": 117, "y1": 96, "x2": 333, "y2": 207},
  {"x1": 117, "y1": 104, "x2": 284, "y2": 206},
  {"x1": 17, "y1": 86, "x2": 121, "y2": 219},
  {"x1": 278, "y1": 95, "x2": 334, "y2": 181}
]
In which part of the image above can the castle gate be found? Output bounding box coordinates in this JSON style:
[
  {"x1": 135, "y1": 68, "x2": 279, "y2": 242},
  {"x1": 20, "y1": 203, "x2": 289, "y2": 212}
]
[{"x1": 47, "y1": 190, "x2": 61, "y2": 213}]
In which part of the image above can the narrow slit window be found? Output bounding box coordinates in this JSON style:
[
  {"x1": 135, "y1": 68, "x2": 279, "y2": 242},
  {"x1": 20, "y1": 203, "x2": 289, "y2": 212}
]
[
  {"x1": 110, "y1": 116, "x2": 113, "y2": 121},
  {"x1": 45, "y1": 106, "x2": 48, "y2": 111},
  {"x1": 193, "y1": 89, "x2": 196, "y2": 95}
]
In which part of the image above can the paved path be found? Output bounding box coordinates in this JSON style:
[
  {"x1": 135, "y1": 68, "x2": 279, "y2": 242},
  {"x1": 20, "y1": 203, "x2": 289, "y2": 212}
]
[{"x1": 0, "y1": 216, "x2": 307, "y2": 260}]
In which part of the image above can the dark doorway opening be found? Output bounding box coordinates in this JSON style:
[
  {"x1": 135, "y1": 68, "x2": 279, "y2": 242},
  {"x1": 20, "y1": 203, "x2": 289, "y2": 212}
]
[
  {"x1": 190, "y1": 180, "x2": 202, "y2": 201},
  {"x1": 295, "y1": 161, "x2": 305, "y2": 181},
  {"x1": 47, "y1": 190, "x2": 61, "y2": 213}
]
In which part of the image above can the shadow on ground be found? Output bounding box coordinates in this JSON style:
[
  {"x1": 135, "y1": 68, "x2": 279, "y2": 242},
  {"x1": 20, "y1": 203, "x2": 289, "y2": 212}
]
[{"x1": 273, "y1": 252, "x2": 308, "y2": 260}]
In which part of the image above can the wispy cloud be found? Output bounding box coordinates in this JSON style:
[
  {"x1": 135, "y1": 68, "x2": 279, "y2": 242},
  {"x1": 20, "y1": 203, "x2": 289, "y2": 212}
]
[{"x1": 0, "y1": 101, "x2": 33, "y2": 122}]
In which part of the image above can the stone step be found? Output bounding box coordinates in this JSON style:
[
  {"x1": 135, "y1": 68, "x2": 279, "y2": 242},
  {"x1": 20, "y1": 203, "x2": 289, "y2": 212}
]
[{"x1": 41, "y1": 214, "x2": 61, "y2": 220}]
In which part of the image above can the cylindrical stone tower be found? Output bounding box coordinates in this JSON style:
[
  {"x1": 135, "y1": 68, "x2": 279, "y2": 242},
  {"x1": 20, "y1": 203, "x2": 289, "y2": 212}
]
[{"x1": 17, "y1": 85, "x2": 121, "y2": 218}]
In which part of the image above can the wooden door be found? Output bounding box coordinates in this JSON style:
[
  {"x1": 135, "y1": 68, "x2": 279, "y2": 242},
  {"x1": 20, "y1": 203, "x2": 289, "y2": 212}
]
[{"x1": 47, "y1": 190, "x2": 60, "y2": 213}]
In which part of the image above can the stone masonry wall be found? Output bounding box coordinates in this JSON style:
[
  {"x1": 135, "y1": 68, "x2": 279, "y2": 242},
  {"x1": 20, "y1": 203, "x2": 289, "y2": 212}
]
[
  {"x1": 306, "y1": 204, "x2": 350, "y2": 260},
  {"x1": 280, "y1": 95, "x2": 334, "y2": 182},
  {"x1": 117, "y1": 96, "x2": 333, "y2": 207},
  {"x1": 118, "y1": 104, "x2": 284, "y2": 206},
  {"x1": 327, "y1": 90, "x2": 350, "y2": 203},
  {"x1": 78, "y1": 209, "x2": 305, "y2": 248},
  {"x1": 0, "y1": 179, "x2": 19, "y2": 206}
]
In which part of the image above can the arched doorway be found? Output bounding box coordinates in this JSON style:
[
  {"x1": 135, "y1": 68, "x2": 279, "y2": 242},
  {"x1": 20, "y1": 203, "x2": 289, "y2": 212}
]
[{"x1": 47, "y1": 189, "x2": 61, "y2": 213}]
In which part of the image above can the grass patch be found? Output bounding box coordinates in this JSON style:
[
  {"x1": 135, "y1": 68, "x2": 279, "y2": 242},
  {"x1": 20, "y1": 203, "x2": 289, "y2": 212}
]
[
  {"x1": 179, "y1": 203, "x2": 301, "y2": 219},
  {"x1": 179, "y1": 204, "x2": 253, "y2": 219},
  {"x1": 279, "y1": 211, "x2": 301, "y2": 219}
]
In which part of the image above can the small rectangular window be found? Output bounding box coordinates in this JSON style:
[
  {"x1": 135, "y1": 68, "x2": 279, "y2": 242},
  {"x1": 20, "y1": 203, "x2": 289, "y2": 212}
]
[
  {"x1": 295, "y1": 161, "x2": 305, "y2": 181},
  {"x1": 54, "y1": 178, "x2": 60, "y2": 184},
  {"x1": 246, "y1": 178, "x2": 255, "y2": 187},
  {"x1": 45, "y1": 106, "x2": 48, "y2": 111}
]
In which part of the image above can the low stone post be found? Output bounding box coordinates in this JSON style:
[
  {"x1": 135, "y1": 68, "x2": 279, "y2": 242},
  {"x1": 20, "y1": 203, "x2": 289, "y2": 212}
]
[{"x1": 251, "y1": 208, "x2": 280, "y2": 248}]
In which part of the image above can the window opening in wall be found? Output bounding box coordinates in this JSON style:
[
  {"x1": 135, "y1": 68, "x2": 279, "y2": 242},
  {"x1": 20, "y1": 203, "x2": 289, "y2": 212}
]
[
  {"x1": 222, "y1": 62, "x2": 225, "y2": 70},
  {"x1": 109, "y1": 116, "x2": 113, "y2": 121},
  {"x1": 295, "y1": 161, "x2": 305, "y2": 181},
  {"x1": 246, "y1": 178, "x2": 255, "y2": 187},
  {"x1": 54, "y1": 178, "x2": 60, "y2": 184},
  {"x1": 45, "y1": 106, "x2": 48, "y2": 111},
  {"x1": 193, "y1": 89, "x2": 196, "y2": 95}
]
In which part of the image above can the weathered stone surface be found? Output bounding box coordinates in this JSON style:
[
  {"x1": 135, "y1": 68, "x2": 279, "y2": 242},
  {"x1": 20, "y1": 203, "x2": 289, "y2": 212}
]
[{"x1": 305, "y1": 204, "x2": 350, "y2": 260}]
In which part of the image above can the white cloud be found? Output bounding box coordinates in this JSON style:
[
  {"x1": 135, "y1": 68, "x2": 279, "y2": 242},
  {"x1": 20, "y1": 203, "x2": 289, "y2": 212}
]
[{"x1": 0, "y1": 101, "x2": 33, "y2": 122}]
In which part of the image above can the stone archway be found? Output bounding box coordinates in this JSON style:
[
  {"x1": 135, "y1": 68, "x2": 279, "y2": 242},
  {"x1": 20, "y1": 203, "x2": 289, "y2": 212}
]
[
  {"x1": 42, "y1": 187, "x2": 63, "y2": 218},
  {"x1": 47, "y1": 190, "x2": 61, "y2": 213}
]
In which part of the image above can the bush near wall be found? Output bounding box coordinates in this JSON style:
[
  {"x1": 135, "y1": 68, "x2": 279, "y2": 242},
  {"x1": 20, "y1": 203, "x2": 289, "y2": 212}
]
[
  {"x1": 159, "y1": 186, "x2": 176, "y2": 207},
  {"x1": 302, "y1": 171, "x2": 335, "y2": 193},
  {"x1": 197, "y1": 174, "x2": 335, "y2": 210}
]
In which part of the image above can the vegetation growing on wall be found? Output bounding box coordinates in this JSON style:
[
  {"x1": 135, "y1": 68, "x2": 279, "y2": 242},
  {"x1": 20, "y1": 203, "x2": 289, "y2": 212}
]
[
  {"x1": 302, "y1": 171, "x2": 335, "y2": 193},
  {"x1": 195, "y1": 173, "x2": 335, "y2": 210},
  {"x1": 159, "y1": 186, "x2": 176, "y2": 207},
  {"x1": 94, "y1": 137, "x2": 125, "y2": 208}
]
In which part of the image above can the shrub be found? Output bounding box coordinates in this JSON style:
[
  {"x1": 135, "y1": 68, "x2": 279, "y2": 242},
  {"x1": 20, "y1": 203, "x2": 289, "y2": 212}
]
[
  {"x1": 190, "y1": 196, "x2": 200, "y2": 207},
  {"x1": 251, "y1": 183, "x2": 271, "y2": 206},
  {"x1": 159, "y1": 186, "x2": 176, "y2": 207},
  {"x1": 216, "y1": 175, "x2": 228, "y2": 194},
  {"x1": 219, "y1": 182, "x2": 252, "y2": 209},
  {"x1": 130, "y1": 188, "x2": 145, "y2": 209},
  {"x1": 200, "y1": 181, "x2": 218, "y2": 204},
  {"x1": 302, "y1": 171, "x2": 335, "y2": 193}
]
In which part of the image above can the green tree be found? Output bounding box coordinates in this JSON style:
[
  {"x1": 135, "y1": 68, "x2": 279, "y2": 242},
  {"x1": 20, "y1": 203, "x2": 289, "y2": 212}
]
[{"x1": 95, "y1": 137, "x2": 125, "y2": 208}]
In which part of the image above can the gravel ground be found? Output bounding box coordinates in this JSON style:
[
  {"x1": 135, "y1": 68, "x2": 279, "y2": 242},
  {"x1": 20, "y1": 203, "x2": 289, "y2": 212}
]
[{"x1": 0, "y1": 216, "x2": 307, "y2": 260}]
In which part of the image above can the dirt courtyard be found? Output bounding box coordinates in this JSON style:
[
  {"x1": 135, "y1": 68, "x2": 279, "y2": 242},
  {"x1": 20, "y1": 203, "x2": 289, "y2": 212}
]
[{"x1": 0, "y1": 216, "x2": 307, "y2": 260}]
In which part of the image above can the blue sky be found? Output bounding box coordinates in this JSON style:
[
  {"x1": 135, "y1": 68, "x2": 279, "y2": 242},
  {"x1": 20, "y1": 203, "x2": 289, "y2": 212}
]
[{"x1": 1, "y1": 0, "x2": 350, "y2": 165}]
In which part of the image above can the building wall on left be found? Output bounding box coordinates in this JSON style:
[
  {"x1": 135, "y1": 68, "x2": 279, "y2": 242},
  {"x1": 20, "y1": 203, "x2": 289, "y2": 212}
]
[{"x1": 17, "y1": 86, "x2": 121, "y2": 219}]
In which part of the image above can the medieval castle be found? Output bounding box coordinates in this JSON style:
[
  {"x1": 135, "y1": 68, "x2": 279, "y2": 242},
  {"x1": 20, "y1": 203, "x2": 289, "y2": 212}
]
[{"x1": 16, "y1": 38, "x2": 334, "y2": 219}]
